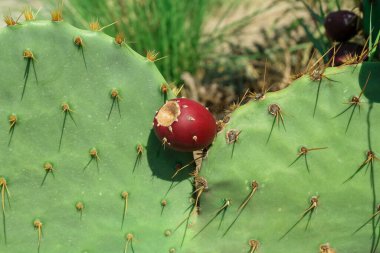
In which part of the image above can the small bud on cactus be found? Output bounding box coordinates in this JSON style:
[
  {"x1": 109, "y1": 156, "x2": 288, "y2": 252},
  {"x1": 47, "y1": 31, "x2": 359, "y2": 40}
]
[
  {"x1": 153, "y1": 98, "x2": 217, "y2": 152},
  {"x1": 324, "y1": 10, "x2": 360, "y2": 42}
]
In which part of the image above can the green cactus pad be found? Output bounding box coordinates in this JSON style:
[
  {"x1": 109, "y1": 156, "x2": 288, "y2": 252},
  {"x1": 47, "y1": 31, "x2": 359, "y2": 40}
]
[
  {"x1": 363, "y1": 0, "x2": 380, "y2": 42},
  {"x1": 0, "y1": 20, "x2": 194, "y2": 253},
  {"x1": 185, "y1": 63, "x2": 380, "y2": 253}
]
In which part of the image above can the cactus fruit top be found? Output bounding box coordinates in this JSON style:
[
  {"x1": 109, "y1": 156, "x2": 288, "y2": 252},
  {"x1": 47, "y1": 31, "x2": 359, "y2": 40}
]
[
  {"x1": 324, "y1": 10, "x2": 360, "y2": 42},
  {"x1": 153, "y1": 98, "x2": 217, "y2": 152}
]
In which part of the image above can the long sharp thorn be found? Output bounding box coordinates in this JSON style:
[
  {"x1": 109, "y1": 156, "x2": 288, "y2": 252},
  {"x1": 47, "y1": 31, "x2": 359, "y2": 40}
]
[
  {"x1": 305, "y1": 209, "x2": 314, "y2": 230},
  {"x1": 68, "y1": 112, "x2": 77, "y2": 127},
  {"x1": 324, "y1": 76, "x2": 338, "y2": 83},
  {"x1": 304, "y1": 155, "x2": 310, "y2": 173},
  {"x1": 8, "y1": 121, "x2": 16, "y2": 147},
  {"x1": 223, "y1": 209, "x2": 244, "y2": 236},
  {"x1": 345, "y1": 104, "x2": 358, "y2": 133},
  {"x1": 231, "y1": 141, "x2": 236, "y2": 158},
  {"x1": 121, "y1": 192, "x2": 128, "y2": 229},
  {"x1": 345, "y1": 151, "x2": 377, "y2": 182},
  {"x1": 279, "y1": 113, "x2": 286, "y2": 131},
  {"x1": 344, "y1": 162, "x2": 370, "y2": 183},
  {"x1": 280, "y1": 197, "x2": 318, "y2": 240},
  {"x1": 307, "y1": 147, "x2": 328, "y2": 151},
  {"x1": 276, "y1": 113, "x2": 280, "y2": 129},
  {"x1": 279, "y1": 215, "x2": 305, "y2": 240},
  {"x1": 174, "y1": 214, "x2": 189, "y2": 233},
  {"x1": 58, "y1": 112, "x2": 68, "y2": 151},
  {"x1": 373, "y1": 218, "x2": 380, "y2": 253},
  {"x1": 353, "y1": 211, "x2": 380, "y2": 234},
  {"x1": 31, "y1": 60, "x2": 38, "y2": 85},
  {"x1": 289, "y1": 154, "x2": 303, "y2": 167},
  {"x1": 40, "y1": 172, "x2": 49, "y2": 187},
  {"x1": 250, "y1": 246, "x2": 258, "y2": 253},
  {"x1": 3, "y1": 185, "x2": 10, "y2": 209},
  {"x1": 80, "y1": 47, "x2": 88, "y2": 70},
  {"x1": 132, "y1": 153, "x2": 142, "y2": 173},
  {"x1": 23, "y1": 58, "x2": 29, "y2": 78},
  {"x1": 194, "y1": 188, "x2": 203, "y2": 210},
  {"x1": 22, "y1": 58, "x2": 31, "y2": 100},
  {"x1": 33, "y1": 221, "x2": 43, "y2": 253},
  {"x1": 217, "y1": 199, "x2": 231, "y2": 213},
  {"x1": 116, "y1": 99, "x2": 121, "y2": 118},
  {"x1": 192, "y1": 199, "x2": 230, "y2": 239},
  {"x1": 191, "y1": 187, "x2": 203, "y2": 195},
  {"x1": 172, "y1": 156, "x2": 203, "y2": 179},
  {"x1": 218, "y1": 207, "x2": 228, "y2": 230},
  {"x1": 1, "y1": 187, "x2": 4, "y2": 214},
  {"x1": 237, "y1": 181, "x2": 258, "y2": 213},
  {"x1": 313, "y1": 79, "x2": 322, "y2": 118},
  {"x1": 316, "y1": 46, "x2": 335, "y2": 68},
  {"x1": 359, "y1": 72, "x2": 371, "y2": 99},
  {"x1": 108, "y1": 98, "x2": 116, "y2": 120},
  {"x1": 301, "y1": 203, "x2": 316, "y2": 217},
  {"x1": 83, "y1": 158, "x2": 93, "y2": 172},
  {"x1": 124, "y1": 197, "x2": 128, "y2": 217},
  {"x1": 266, "y1": 116, "x2": 277, "y2": 144},
  {"x1": 99, "y1": 21, "x2": 118, "y2": 31},
  {"x1": 38, "y1": 228, "x2": 41, "y2": 246},
  {"x1": 333, "y1": 103, "x2": 354, "y2": 118},
  {"x1": 237, "y1": 187, "x2": 256, "y2": 213}
]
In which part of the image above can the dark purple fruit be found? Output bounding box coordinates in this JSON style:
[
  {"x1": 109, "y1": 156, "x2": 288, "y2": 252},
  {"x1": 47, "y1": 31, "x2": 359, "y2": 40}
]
[
  {"x1": 328, "y1": 42, "x2": 365, "y2": 66},
  {"x1": 324, "y1": 11, "x2": 360, "y2": 42}
]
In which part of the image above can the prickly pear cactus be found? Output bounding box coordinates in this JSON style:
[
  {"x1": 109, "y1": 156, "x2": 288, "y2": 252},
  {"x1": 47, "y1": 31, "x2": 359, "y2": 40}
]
[
  {"x1": 185, "y1": 63, "x2": 380, "y2": 253},
  {"x1": 2, "y1": 7, "x2": 380, "y2": 253},
  {"x1": 0, "y1": 15, "x2": 194, "y2": 253}
]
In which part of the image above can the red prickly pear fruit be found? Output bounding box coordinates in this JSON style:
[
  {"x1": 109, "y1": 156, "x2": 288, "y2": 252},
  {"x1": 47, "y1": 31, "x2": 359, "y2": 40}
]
[
  {"x1": 324, "y1": 10, "x2": 360, "y2": 42},
  {"x1": 153, "y1": 98, "x2": 217, "y2": 152}
]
